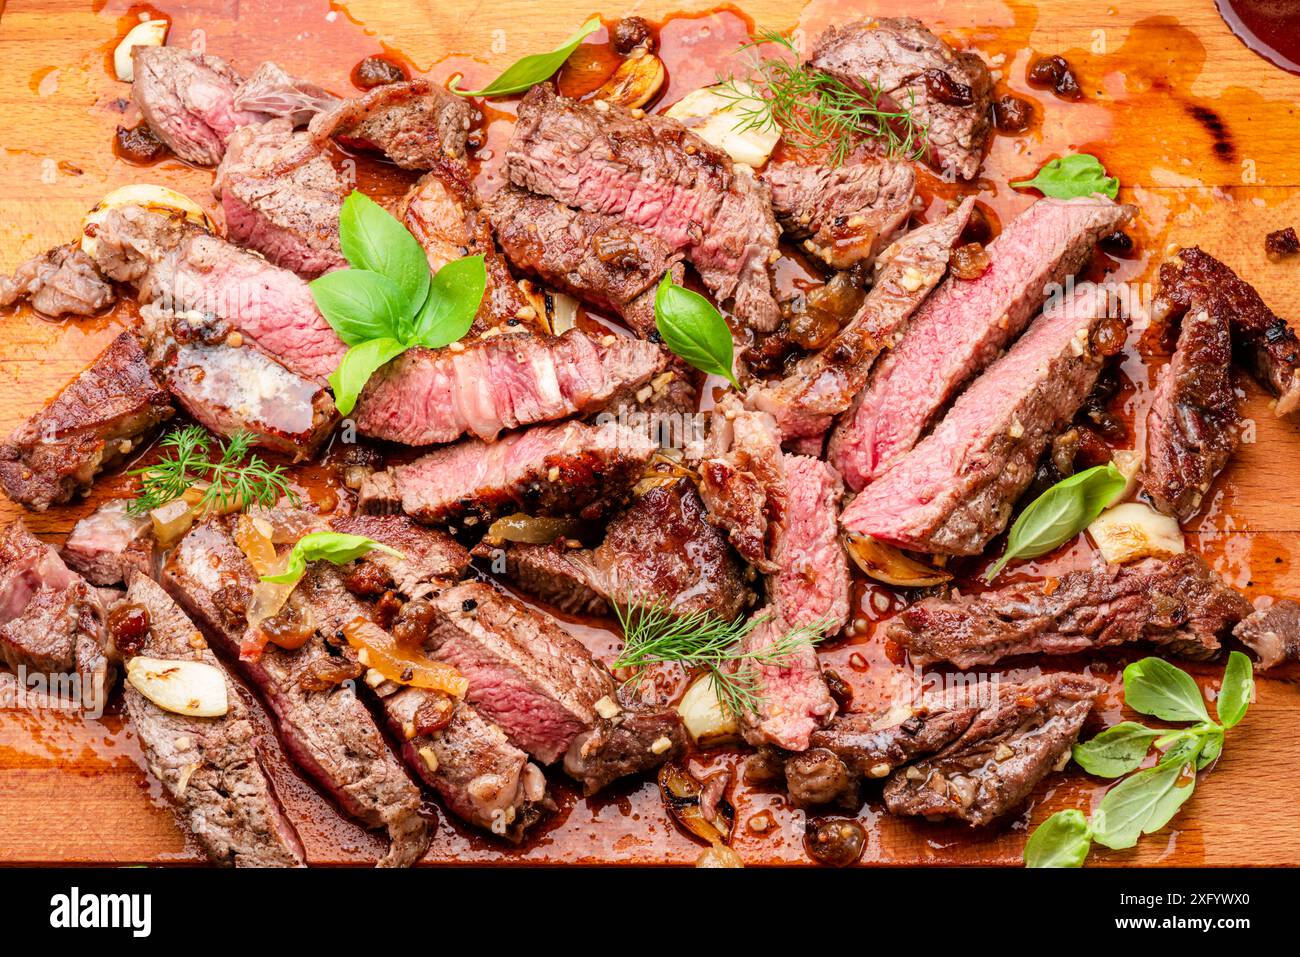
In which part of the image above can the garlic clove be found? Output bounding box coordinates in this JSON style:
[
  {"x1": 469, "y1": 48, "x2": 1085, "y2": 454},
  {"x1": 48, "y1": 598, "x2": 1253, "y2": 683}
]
[
  {"x1": 1087, "y1": 501, "x2": 1185, "y2": 565},
  {"x1": 114, "y1": 19, "x2": 169, "y2": 83},
  {"x1": 127, "y1": 657, "x2": 229, "y2": 718},
  {"x1": 664, "y1": 82, "x2": 781, "y2": 168}
]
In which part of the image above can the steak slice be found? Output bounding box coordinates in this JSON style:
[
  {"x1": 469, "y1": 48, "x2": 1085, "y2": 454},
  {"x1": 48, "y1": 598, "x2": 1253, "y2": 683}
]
[
  {"x1": 889, "y1": 553, "x2": 1251, "y2": 668},
  {"x1": 163, "y1": 520, "x2": 430, "y2": 867},
  {"x1": 762, "y1": 158, "x2": 916, "y2": 269},
  {"x1": 0, "y1": 244, "x2": 115, "y2": 318},
  {"x1": 213, "y1": 119, "x2": 348, "y2": 278},
  {"x1": 0, "y1": 332, "x2": 172, "y2": 511},
  {"x1": 749, "y1": 199, "x2": 973, "y2": 441},
  {"x1": 807, "y1": 17, "x2": 994, "y2": 180},
  {"x1": 841, "y1": 282, "x2": 1114, "y2": 555},
  {"x1": 1140, "y1": 305, "x2": 1241, "y2": 521},
  {"x1": 1154, "y1": 247, "x2": 1300, "y2": 416},
  {"x1": 63, "y1": 500, "x2": 156, "y2": 586},
  {"x1": 481, "y1": 541, "x2": 609, "y2": 617},
  {"x1": 366, "y1": 420, "x2": 656, "y2": 525},
  {"x1": 231, "y1": 61, "x2": 338, "y2": 127},
  {"x1": 329, "y1": 513, "x2": 470, "y2": 598},
  {"x1": 830, "y1": 197, "x2": 1134, "y2": 490},
  {"x1": 563, "y1": 703, "x2": 688, "y2": 796},
  {"x1": 120, "y1": 574, "x2": 305, "y2": 867},
  {"x1": 353, "y1": 329, "x2": 663, "y2": 446},
  {"x1": 738, "y1": 607, "x2": 837, "y2": 752},
  {"x1": 883, "y1": 673, "x2": 1105, "y2": 825},
  {"x1": 1233, "y1": 599, "x2": 1300, "y2": 671},
  {"x1": 308, "y1": 79, "x2": 474, "y2": 166},
  {"x1": 488, "y1": 186, "x2": 684, "y2": 338},
  {"x1": 772, "y1": 455, "x2": 850, "y2": 632},
  {"x1": 507, "y1": 86, "x2": 782, "y2": 332}
]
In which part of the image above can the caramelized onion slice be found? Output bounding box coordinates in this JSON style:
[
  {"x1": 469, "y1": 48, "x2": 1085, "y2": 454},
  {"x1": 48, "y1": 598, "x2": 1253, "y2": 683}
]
[
  {"x1": 487, "y1": 513, "x2": 581, "y2": 545},
  {"x1": 658, "y1": 762, "x2": 735, "y2": 846},
  {"x1": 843, "y1": 533, "x2": 951, "y2": 588},
  {"x1": 593, "y1": 46, "x2": 665, "y2": 109},
  {"x1": 342, "y1": 618, "x2": 468, "y2": 697}
]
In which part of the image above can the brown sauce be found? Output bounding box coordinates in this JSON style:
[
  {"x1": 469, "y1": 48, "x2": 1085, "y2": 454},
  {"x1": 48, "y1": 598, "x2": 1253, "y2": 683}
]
[{"x1": 1217, "y1": 0, "x2": 1300, "y2": 74}]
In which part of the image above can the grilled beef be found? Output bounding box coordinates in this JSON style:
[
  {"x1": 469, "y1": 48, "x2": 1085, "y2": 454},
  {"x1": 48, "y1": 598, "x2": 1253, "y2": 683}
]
[
  {"x1": 1140, "y1": 305, "x2": 1241, "y2": 521},
  {"x1": 883, "y1": 673, "x2": 1105, "y2": 825},
  {"x1": 1155, "y1": 247, "x2": 1300, "y2": 416},
  {"x1": 808, "y1": 18, "x2": 994, "y2": 180},
  {"x1": 748, "y1": 199, "x2": 973, "y2": 441},
  {"x1": 308, "y1": 79, "x2": 474, "y2": 166},
  {"x1": 329, "y1": 513, "x2": 471, "y2": 597},
  {"x1": 841, "y1": 282, "x2": 1114, "y2": 555},
  {"x1": 830, "y1": 197, "x2": 1134, "y2": 490},
  {"x1": 889, "y1": 553, "x2": 1251, "y2": 668},
  {"x1": 162, "y1": 520, "x2": 430, "y2": 867},
  {"x1": 1234, "y1": 599, "x2": 1300, "y2": 671},
  {"x1": 763, "y1": 158, "x2": 916, "y2": 269},
  {"x1": 353, "y1": 329, "x2": 663, "y2": 446},
  {"x1": 506, "y1": 86, "x2": 782, "y2": 332},
  {"x1": 563, "y1": 704, "x2": 689, "y2": 796},
  {"x1": 213, "y1": 119, "x2": 348, "y2": 278},
  {"x1": 230, "y1": 61, "x2": 338, "y2": 127},
  {"x1": 483, "y1": 541, "x2": 608, "y2": 617},
  {"x1": 120, "y1": 574, "x2": 306, "y2": 866},
  {"x1": 0, "y1": 245, "x2": 115, "y2": 317},
  {"x1": 63, "y1": 500, "x2": 156, "y2": 586},
  {"x1": 488, "y1": 186, "x2": 684, "y2": 338},
  {"x1": 739, "y1": 607, "x2": 837, "y2": 752},
  {"x1": 0, "y1": 332, "x2": 172, "y2": 511}
]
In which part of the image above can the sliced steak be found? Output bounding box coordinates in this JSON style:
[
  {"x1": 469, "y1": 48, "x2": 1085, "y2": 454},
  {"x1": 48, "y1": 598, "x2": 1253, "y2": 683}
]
[
  {"x1": 0, "y1": 245, "x2": 115, "y2": 317},
  {"x1": 738, "y1": 607, "x2": 837, "y2": 752},
  {"x1": 231, "y1": 61, "x2": 339, "y2": 127},
  {"x1": 762, "y1": 158, "x2": 916, "y2": 269},
  {"x1": 0, "y1": 332, "x2": 172, "y2": 511},
  {"x1": 506, "y1": 86, "x2": 782, "y2": 332},
  {"x1": 841, "y1": 282, "x2": 1114, "y2": 555},
  {"x1": 308, "y1": 79, "x2": 474, "y2": 166},
  {"x1": 162, "y1": 520, "x2": 430, "y2": 867},
  {"x1": 830, "y1": 197, "x2": 1134, "y2": 490},
  {"x1": 1140, "y1": 305, "x2": 1241, "y2": 521},
  {"x1": 773, "y1": 455, "x2": 850, "y2": 631},
  {"x1": 883, "y1": 673, "x2": 1105, "y2": 825},
  {"x1": 481, "y1": 540, "x2": 609, "y2": 617},
  {"x1": 63, "y1": 500, "x2": 156, "y2": 586},
  {"x1": 329, "y1": 513, "x2": 470, "y2": 598},
  {"x1": 1234, "y1": 599, "x2": 1300, "y2": 671},
  {"x1": 1154, "y1": 247, "x2": 1300, "y2": 416},
  {"x1": 889, "y1": 553, "x2": 1251, "y2": 668},
  {"x1": 749, "y1": 199, "x2": 973, "y2": 440},
  {"x1": 563, "y1": 703, "x2": 688, "y2": 796},
  {"x1": 120, "y1": 574, "x2": 305, "y2": 867},
  {"x1": 488, "y1": 186, "x2": 684, "y2": 338},
  {"x1": 353, "y1": 329, "x2": 663, "y2": 446},
  {"x1": 213, "y1": 119, "x2": 348, "y2": 278},
  {"x1": 807, "y1": 17, "x2": 994, "y2": 180}
]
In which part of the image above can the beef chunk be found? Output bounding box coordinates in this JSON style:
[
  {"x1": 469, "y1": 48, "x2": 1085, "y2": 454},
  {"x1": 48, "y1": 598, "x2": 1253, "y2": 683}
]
[
  {"x1": 62, "y1": 500, "x2": 156, "y2": 586},
  {"x1": 308, "y1": 79, "x2": 474, "y2": 165},
  {"x1": 0, "y1": 245, "x2": 114, "y2": 317},
  {"x1": 563, "y1": 705, "x2": 687, "y2": 796},
  {"x1": 1234, "y1": 599, "x2": 1300, "y2": 671}
]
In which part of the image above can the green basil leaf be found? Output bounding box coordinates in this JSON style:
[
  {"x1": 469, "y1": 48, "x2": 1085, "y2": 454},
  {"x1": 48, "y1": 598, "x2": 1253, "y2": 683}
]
[
  {"x1": 1011, "y1": 153, "x2": 1120, "y2": 200},
  {"x1": 1072, "y1": 721, "x2": 1162, "y2": 778},
  {"x1": 1023, "y1": 809, "x2": 1092, "y2": 868},
  {"x1": 654, "y1": 273, "x2": 739, "y2": 388},
  {"x1": 328, "y1": 337, "x2": 408, "y2": 416},
  {"x1": 261, "y1": 531, "x2": 404, "y2": 586},
  {"x1": 310, "y1": 268, "x2": 408, "y2": 345},
  {"x1": 1216, "y1": 650, "x2": 1254, "y2": 729},
  {"x1": 1155, "y1": 726, "x2": 1209, "y2": 768},
  {"x1": 411, "y1": 255, "x2": 486, "y2": 349},
  {"x1": 986, "y1": 463, "x2": 1126, "y2": 580},
  {"x1": 451, "y1": 17, "x2": 601, "y2": 97},
  {"x1": 1123, "y1": 657, "x2": 1211, "y2": 723},
  {"x1": 1195, "y1": 725, "x2": 1225, "y2": 769},
  {"x1": 338, "y1": 191, "x2": 430, "y2": 310},
  {"x1": 1091, "y1": 755, "x2": 1198, "y2": 850}
]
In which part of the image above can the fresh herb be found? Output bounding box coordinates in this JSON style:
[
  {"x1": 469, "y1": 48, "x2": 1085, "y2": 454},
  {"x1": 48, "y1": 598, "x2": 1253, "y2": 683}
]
[
  {"x1": 260, "y1": 532, "x2": 404, "y2": 586},
  {"x1": 1011, "y1": 153, "x2": 1119, "y2": 200},
  {"x1": 1024, "y1": 652, "x2": 1254, "y2": 868},
  {"x1": 310, "y1": 191, "x2": 486, "y2": 415},
  {"x1": 717, "y1": 30, "x2": 929, "y2": 167},
  {"x1": 450, "y1": 17, "x2": 600, "y2": 97},
  {"x1": 986, "y1": 463, "x2": 1127, "y2": 581},
  {"x1": 128, "y1": 425, "x2": 297, "y2": 516},
  {"x1": 612, "y1": 598, "x2": 830, "y2": 719},
  {"x1": 653, "y1": 273, "x2": 739, "y2": 388}
]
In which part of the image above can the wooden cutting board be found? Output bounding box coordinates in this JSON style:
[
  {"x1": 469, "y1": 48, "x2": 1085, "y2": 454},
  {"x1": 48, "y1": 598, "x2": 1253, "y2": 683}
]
[{"x1": 0, "y1": 0, "x2": 1298, "y2": 866}]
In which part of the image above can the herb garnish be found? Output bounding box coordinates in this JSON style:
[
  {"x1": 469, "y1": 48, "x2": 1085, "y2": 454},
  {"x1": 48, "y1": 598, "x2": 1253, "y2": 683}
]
[
  {"x1": 613, "y1": 598, "x2": 830, "y2": 719},
  {"x1": 128, "y1": 425, "x2": 297, "y2": 516},
  {"x1": 1011, "y1": 153, "x2": 1119, "y2": 200},
  {"x1": 717, "y1": 30, "x2": 929, "y2": 167},
  {"x1": 450, "y1": 17, "x2": 600, "y2": 98},
  {"x1": 1024, "y1": 652, "x2": 1254, "y2": 868},
  {"x1": 653, "y1": 272, "x2": 739, "y2": 388},
  {"x1": 310, "y1": 191, "x2": 486, "y2": 415},
  {"x1": 986, "y1": 463, "x2": 1127, "y2": 581},
  {"x1": 260, "y1": 531, "x2": 404, "y2": 586}
]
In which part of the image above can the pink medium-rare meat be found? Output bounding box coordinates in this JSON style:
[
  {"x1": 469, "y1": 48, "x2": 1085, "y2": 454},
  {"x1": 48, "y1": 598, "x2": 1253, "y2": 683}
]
[
  {"x1": 772, "y1": 454, "x2": 851, "y2": 633},
  {"x1": 739, "y1": 608, "x2": 838, "y2": 753}
]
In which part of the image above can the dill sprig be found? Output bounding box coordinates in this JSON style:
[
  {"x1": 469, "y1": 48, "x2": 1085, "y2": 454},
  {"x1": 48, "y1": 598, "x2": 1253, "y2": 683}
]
[
  {"x1": 127, "y1": 425, "x2": 298, "y2": 516},
  {"x1": 612, "y1": 598, "x2": 831, "y2": 719},
  {"x1": 716, "y1": 30, "x2": 930, "y2": 167}
]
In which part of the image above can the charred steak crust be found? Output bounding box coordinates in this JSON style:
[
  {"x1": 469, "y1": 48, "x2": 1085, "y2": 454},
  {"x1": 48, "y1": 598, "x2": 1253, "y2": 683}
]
[
  {"x1": 308, "y1": 79, "x2": 474, "y2": 166},
  {"x1": 889, "y1": 553, "x2": 1252, "y2": 668}
]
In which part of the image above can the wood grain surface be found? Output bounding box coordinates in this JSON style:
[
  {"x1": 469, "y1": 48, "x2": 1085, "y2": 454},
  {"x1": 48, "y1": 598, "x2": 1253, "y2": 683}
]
[{"x1": 0, "y1": 0, "x2": 1298, "y2": 867}]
